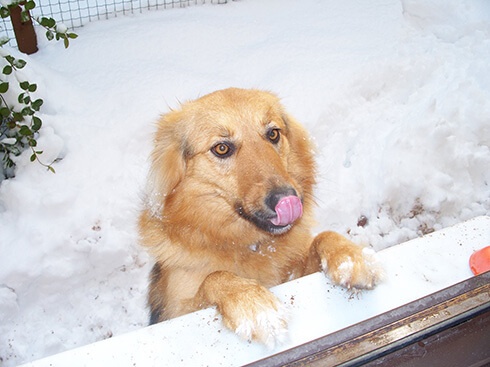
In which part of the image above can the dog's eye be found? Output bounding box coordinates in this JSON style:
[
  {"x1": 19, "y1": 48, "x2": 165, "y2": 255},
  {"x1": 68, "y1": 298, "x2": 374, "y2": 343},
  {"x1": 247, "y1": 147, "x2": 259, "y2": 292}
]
[
  {"x1": 211, "y1": 142, "x2": 234, "y2": 158},
  {"x1": 267, "y1": 128, "x2": 280, "y2": 144}
]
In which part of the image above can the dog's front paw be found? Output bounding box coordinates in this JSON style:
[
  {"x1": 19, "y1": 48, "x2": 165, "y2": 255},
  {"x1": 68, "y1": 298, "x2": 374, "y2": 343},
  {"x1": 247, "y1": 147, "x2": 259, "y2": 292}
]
[
  {"x1": 314, "y1": 231, "x2": 383, "y2": 290},
  {"x1": 325, "y1": 246, "x2": 382, "y2": 290},
  {"x1": 218, "y1": 279, "x2": 288, "y2": 348}
]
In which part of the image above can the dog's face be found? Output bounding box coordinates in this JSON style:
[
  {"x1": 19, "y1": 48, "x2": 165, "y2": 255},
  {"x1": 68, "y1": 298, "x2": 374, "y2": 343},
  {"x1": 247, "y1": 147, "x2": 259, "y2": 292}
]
[{"x1": 146, "y1": 88, "x2": 315, "y2": 240}]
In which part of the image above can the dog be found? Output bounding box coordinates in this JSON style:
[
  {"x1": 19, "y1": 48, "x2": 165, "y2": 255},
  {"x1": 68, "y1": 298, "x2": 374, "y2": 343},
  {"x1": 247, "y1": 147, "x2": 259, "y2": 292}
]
[{"x1": 139, "y1": 88, "x2": 381, "y2": 347}]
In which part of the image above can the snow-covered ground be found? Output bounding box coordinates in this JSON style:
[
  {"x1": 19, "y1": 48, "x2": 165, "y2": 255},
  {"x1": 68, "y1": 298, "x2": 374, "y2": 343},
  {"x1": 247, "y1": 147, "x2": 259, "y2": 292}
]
[{"x1": 1, "y1": 0, "x2": 489, "y2": 365}]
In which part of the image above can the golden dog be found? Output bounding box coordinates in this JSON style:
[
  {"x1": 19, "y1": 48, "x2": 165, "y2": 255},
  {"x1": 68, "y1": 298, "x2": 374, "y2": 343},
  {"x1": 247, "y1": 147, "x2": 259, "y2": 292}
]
[{"x1": 139, "y1": 88, "x2": 381, "y2": 346}]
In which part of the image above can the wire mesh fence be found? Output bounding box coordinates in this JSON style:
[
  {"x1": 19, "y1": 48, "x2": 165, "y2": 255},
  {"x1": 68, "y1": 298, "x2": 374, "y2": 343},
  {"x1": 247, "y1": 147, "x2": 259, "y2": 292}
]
[{"x1": 1, "y1": 0, "x2": 229, "y2": 48}]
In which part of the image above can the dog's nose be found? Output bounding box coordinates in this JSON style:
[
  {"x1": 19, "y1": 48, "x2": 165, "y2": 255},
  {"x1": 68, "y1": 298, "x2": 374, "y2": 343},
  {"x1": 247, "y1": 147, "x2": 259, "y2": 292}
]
[{"x1": 265, "y1": 187, "x2": 298, "y2": 211}]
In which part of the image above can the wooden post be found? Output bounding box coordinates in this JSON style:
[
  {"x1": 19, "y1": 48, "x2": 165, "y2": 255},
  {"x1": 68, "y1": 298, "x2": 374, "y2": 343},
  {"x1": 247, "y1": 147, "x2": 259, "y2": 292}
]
[{"x1": 9, "y1": 4, "x2": 38, "y2": 54}]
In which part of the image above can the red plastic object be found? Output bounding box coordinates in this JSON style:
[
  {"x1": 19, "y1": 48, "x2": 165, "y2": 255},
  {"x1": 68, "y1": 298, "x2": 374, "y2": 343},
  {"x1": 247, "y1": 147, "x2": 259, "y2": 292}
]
[{"x1": 469, "y1": 246, "x2": 490, "y2": 275}]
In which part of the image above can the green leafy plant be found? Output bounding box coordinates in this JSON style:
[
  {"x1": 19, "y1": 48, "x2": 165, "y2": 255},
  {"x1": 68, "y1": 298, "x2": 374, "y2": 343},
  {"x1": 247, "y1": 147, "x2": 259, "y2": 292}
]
[{"x1": 0, "y1": 0, "x2": 77, "y2": 178}]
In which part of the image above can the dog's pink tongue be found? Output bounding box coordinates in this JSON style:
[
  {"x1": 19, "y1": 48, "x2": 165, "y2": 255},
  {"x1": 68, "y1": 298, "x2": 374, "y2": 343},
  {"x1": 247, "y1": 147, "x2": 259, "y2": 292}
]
[{"x1": 271, "y1": 196, "x2": 303, "y2": 226}]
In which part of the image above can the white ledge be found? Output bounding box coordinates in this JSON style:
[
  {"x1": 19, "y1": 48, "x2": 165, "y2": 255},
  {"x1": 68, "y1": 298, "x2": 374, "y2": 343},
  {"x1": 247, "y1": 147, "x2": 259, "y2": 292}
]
[{"x1": 20, "y1": 216, "x2": 489, "y2": 367}]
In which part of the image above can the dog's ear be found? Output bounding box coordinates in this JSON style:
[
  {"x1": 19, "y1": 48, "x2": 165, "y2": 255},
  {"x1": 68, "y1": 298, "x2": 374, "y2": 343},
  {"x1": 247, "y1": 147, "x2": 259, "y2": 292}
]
[
  {"x1": 282, "y1": 113, "x2": 317, "y2": 195},
  {"x1": 145, "y1": 110, "x2": 187, "y2": 217}
]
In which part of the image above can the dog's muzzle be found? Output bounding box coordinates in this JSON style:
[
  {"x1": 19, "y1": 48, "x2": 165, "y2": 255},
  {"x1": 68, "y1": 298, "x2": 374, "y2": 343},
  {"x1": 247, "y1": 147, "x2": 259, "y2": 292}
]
[{"x1": 235, "y1": 187, "x2": 303, "y2": 234}]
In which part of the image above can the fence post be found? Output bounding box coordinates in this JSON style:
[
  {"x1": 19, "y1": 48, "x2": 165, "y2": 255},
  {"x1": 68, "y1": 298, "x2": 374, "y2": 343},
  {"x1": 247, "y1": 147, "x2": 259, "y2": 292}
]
[{"x1": 9, "y1": 3, "x2": 38, "y2": 54}]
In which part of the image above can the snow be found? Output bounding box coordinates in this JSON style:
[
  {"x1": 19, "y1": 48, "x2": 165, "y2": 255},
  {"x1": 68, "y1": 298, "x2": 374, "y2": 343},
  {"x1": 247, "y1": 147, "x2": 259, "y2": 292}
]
[{"x1": 1, "y1": 0, "x2": 489, "y2": 365}]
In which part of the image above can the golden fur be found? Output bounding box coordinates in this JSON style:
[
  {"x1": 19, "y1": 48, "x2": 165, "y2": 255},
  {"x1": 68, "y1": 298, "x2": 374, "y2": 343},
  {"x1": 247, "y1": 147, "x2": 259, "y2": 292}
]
[{"x1": 139, "y1": 88, "x2": 381, "y2": 346}]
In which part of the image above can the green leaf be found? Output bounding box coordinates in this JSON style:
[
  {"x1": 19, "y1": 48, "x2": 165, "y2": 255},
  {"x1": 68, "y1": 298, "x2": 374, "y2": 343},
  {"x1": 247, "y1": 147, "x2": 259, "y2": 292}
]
[
  {"x1": 39, "y1": 16, "x2": 56, "y2": 28},
  {"x1": 28, "y1": 83, "x2": 37, "y2": 92},
  {"x1": 0, "y1": 36, "x2": 11, "y2": 46},
  {"x1": 2, "y1": 65, "x2": 12, "y2": 75},
  {"x1": 32, "y1": 116, "x2": 42, "y2": 131},
  {"x1": 30, "y1": 153, "x2": 36, "y2": 162},
  {"x1": 19, "y1": 125, "x2": 32, "y2": 136},
  {"x1": 12, "y1": 111, "x2": 24, "y2": 121},
  {"x1": 0, "y1": 7, "x2": 10, "y2": 18},
  {"x1": 0, "y1": 107, "x2": 10, "y2": 117},
  {"x1": 64, "y1": 37, "x2": 69, "y2": 49},
  {"x1": 0, "y1": 81, "x2": 9, "y2": 93},
  {"x1": 68, "y1": 33, "x2": 78, "y2": 39},
  {"x1": 47, "y1": 165, "x2": 55, "y2": 173},
  {"x1": 20, "y1": 10, "x2": 30, "y2": 23},
  {"x1": 4, "y1": 55, "x2": 15, "y2": 65},
  {"x1": 14, "y1": 59, "x2": 27, "y2": 69},
  {"x1": 32, "y1": 99, "x2": 43, "y2": 111},
  {"x1": 45, "y1": 30, "x2": 54, "y2": 41},
  {"x1": 19, "y1": 81, "x2": 29, "y2": 90},
  {"x1": 24, "y1": 1, "x2": 36, "y2": 10},
  {"x1": 6, "y1": 158, "x2": 15, "y2": 168},
  {"x1": 21, "y1": 106, "x2": 33, "y2": 116}
]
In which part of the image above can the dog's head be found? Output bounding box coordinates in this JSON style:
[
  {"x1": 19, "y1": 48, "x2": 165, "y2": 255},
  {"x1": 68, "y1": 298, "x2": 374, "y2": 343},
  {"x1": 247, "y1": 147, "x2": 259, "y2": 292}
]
[{"x1": 146, "y1": 88, "x2": 315, "y2": 237}]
